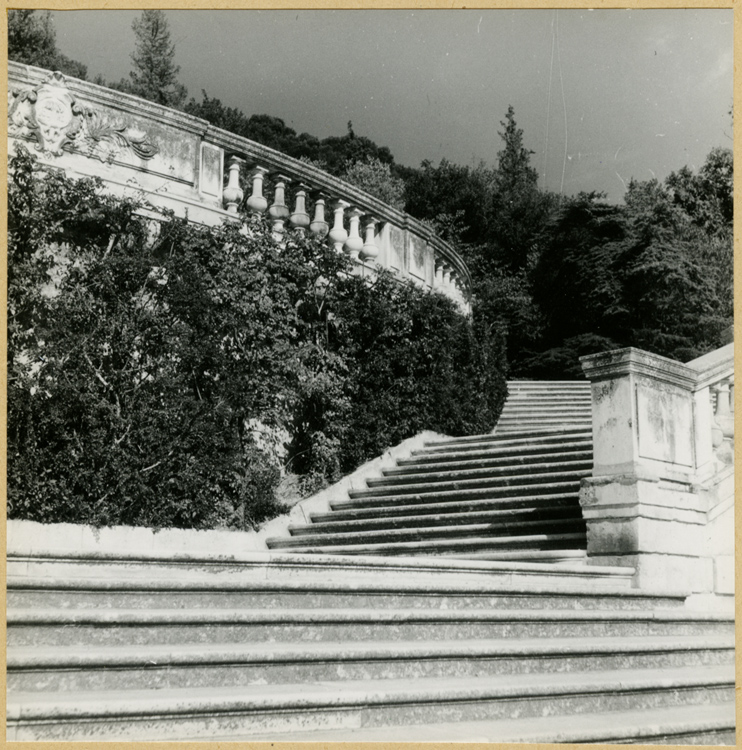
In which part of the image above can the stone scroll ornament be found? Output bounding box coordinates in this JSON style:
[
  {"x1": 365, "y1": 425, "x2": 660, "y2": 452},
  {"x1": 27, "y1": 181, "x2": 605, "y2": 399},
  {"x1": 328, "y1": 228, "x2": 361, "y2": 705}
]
[{"x1": 8, "y1": 71, "x2": 159, "y2": 163}]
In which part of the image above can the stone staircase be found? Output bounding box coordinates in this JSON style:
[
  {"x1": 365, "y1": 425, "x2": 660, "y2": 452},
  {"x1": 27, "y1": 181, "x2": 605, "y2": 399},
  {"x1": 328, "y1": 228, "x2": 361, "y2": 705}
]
[
  {"x1": 496, "y1": 379, "x2": 592, "y2": 434},
  {"x1": 266, "y1": 380, "x2": 594, "y2": 561},
  {"x1": 5, "y1": 551, "x2": 735, "y2": 742},
  {"x1": 7, "y1": 376, "x2": 735, "y2": 742}
]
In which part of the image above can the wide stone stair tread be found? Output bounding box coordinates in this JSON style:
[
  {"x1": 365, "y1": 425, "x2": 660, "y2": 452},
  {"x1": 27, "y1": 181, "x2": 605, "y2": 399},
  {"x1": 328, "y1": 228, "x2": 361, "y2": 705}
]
[
  {"x1": 404, "y1": 439, "x2": 593, "y2": 464},
  {"x1": 234, "y1": 702, "x2": 735, "y2": 743},
  {"x1": 318, "y1": 493, "x2": 578, "y2": 522},
  {"x1": 347, "y1": 478, "x2": 585, "y2": 504},
  {"x1": 267, "y1": 531, "x2": 587, "y2": 555},
  {"x1": 351, "y1": 467, "x2": 590, "y2": 495},
  {"x1": 388, "y1": 448, "x2": 593, "y2": 473},
  {"x1": 272, "y1": 520, "x2": 587, "y2": 548},
  {"x1": 370, "y1": 458, "x2": 593, "y2": 485},
  {"x1": 10, "y1": 606, "x2": 731, "y2": 626},
  {"x1": 422, "y1": 427, "x2": 591, "y2": 448},
  {"x1": 301, "y1": 506, "x2": 583, "y2": 533},
  {"x1": 337, "y1": 482, "x2": 582, "y2": 509},
  {"x1": 8, "y1": 664, "x2": 733, "y2": 719},
  {"x1": 10, "y1": 634, "x2": 734, "y2": 669},
  {"x1": 446, "y1": 548, "x2": 590, "y2": 562},
  {"x1": 13, "y1": 572, "x2": 687, "y2": 603}
]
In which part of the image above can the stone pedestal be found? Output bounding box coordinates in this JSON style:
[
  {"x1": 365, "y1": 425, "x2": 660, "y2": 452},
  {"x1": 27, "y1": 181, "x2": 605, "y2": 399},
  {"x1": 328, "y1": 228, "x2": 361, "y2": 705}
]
[
  {"x1": 579, "y1": 348, "x2": 716, "y2": 592},
  {"x1": 579, "y1": 472, "x2": 712, "y2": 592}
]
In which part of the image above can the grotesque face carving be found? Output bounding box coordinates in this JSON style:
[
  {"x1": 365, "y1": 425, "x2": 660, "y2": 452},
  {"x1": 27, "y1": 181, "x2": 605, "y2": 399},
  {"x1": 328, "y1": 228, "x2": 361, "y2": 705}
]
[
  {"x1": 33, "y1": 85, "x2": 76, "y2": 155},
  {"x1": 9, "y1": 70, "x2": 158, "y2": 162}
]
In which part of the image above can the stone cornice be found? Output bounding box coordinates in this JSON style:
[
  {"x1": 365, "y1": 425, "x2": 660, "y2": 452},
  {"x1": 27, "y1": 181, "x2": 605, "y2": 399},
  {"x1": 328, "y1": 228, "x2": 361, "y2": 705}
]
[
  {"x1": 580, "y1": 347, "x2": 698, "y2": 390},
  {"x1": 685, "y1": 343, "x2": 734, "y2": 391},
  {"x1": 8, "y1": 61, "x2": 210, "y2": 137}
]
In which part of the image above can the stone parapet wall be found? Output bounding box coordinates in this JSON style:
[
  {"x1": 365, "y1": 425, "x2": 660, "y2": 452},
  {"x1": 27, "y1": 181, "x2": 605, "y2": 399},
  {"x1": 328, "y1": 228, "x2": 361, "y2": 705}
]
[{"x1": 8, "y1": 61, "x2": 470, "y2": 312}]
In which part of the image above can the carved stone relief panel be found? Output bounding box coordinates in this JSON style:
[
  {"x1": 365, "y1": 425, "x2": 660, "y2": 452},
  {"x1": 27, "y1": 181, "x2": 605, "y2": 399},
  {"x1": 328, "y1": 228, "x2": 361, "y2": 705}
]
[{"x1": 8, "y1": 71, "x2": 159, "y2": 163}]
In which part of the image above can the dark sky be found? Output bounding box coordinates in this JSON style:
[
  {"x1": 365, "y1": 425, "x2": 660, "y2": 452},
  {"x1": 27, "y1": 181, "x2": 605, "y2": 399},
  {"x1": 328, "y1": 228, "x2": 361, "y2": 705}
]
[{"x1": 51, "y1": 9, "x2": 732, "y2": 203}]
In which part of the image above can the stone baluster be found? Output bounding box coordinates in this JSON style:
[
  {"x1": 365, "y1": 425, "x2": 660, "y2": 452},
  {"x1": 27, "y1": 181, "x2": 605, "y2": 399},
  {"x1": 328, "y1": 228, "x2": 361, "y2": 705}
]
[
  {"x1": 442, "y1": 264, "x2": 452, "y2": 287},
  {"x1": 450, "y1": 270, "x2": 459, "y2": 294},
  {"x1": 268, "y1": 175, "x2": 290, "y2": 241},
  {"x1": 328, "y1": 200, "x2": 349, "y2": 253},
  {"x1": 289, "y1": 184, "x2": 311, "y2": 235},
  {"x1": 246, "y1": 166, "x2": 268, "y2": 214},
  {"x1": 713, "y1": 379, "x2": 734, "y2": 441},
  {"x1": 222, "y1": 156, "x2": 244, "y2": 216},
  {"x1": 434, "y1": 260, "x2": 444, "y2": 287},
  {"x1": 344, "y1": 208, "x2": 364, "y2": 260},
  {"x1": 360, "y1": 216, "x2": 379, "y2": 264},
  {"x1": 309, "y1": 194, "x2": 329, "y2": 238}
]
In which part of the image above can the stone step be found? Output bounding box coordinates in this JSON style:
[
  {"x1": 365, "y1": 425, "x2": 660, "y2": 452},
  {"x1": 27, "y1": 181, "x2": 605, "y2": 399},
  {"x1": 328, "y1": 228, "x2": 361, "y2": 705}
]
[
  {"x1": 502, "y1": 392, "x2": 591, "y2": 399},
  {"x1": 504, "y1": 396, "x2": 591, "y2": 404},
  {"x1": 446, "y1": 549, "x2": 590, "y2": 563},
  {"x1": 8, "y1": 608, "x2": 733, "y2": 648},
  {"x1": 401, "y1": 439, "x2": 593, "y2": 465},
  {"x1": 370, "y1": 458, "x2": 593, "y2": 486},
  {"x1": 495, "y1": 419, "x2": 591, "y2": 429},
  {"x1": 16, "y1": 576, "x2": 695, "y2": 612},
  {"x1": 8, "y1": 635, "x2": 733, "y2": 692},
  {"x1": 503, "y1": 395, "x2": 591, "y2": 403},
  {"x1": 300, "y1": 505, "x2": 583, "y2": 535},
  {"x1": 495, "y1": 424, "x2": 589, "y2": 434},
  {"x1": 340, "y1": 480, "x2": 582, "y2": 508},
  {"x1": 272, "y1": 517, "x2": 587, "y2": 547},
  {"x1": 507, "y1": 379, "x2": 591, "y2": 388},
  {"x1": 265, "y1": 531, "x2": 587, "y2": 556},
  {"x1": 7, "y1": 665, "x2": 733, "y2": 741},
  {"x1": 423, "y1": 427, "x2": 591, "y2": 449},
  {"x1": 498, "y1": 412, "x2": 591, "y2": 421},
  {"x1": 495, "y1": 419, "x2": 591, "y2": 428},
  {"x1": 348, "y1": 470, "x2": 589, "y2": 499},
  {"x1": 500, "y1": 399, "x2": 592, "y2": 407},
  {"x1": 505, "y1": 400, "x2": 591, "y2": 406},
  {"x1": 320, "y1": 493, "x2": 580, "y2": 523},
  {"x1": 496, "y1": 418, "x2": 591, "y2": 428},
  {"x1": 387, "y1": 448, "x2": 593, "y2": 475},
  {"x1": 234, "y1": 702, "x2": 735, "y2": 744}
]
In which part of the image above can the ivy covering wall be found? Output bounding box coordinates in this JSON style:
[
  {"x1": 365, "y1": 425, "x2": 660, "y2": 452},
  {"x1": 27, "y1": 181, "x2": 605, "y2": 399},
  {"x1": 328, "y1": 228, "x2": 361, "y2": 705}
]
[{"x1": 8, "y1": 147, "x2": 506, "y2": 531}]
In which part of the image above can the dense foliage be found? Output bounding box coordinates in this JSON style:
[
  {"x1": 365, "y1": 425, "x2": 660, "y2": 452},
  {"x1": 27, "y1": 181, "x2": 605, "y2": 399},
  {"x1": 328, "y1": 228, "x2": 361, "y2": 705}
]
[
  {"x1": 8, "y1": 148, "x2": 506, "y2": 530},
  {"x1": 8, "y1": 9, "x2": 88, "y2": 80},
  {"x1": 9, "y1": 9, "x2": 732, "y2": 380}
]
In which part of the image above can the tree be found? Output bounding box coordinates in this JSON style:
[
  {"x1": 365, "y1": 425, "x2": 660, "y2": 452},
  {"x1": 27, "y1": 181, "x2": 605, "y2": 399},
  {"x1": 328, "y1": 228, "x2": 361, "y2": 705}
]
[
  {"x1": 341, "y1": 157, "x2": 406, "y2": 210},
  {"x1": 486, "y1": 106, "x2": 553, "y2": 271},
  {"x1": 8, "y1": 146, "x2": 506, "y2": 529},
  {"x1": 129, "y1": 10, "x2": 187, "y2": 108},
  {"x1": 8, "y1": 9, "x2": 88, "y2": 79}
]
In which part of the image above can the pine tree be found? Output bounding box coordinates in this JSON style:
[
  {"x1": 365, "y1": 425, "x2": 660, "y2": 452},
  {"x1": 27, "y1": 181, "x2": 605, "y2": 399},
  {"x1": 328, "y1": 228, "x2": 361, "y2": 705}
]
[
  {"x1": 129, "y1": 10, "x2": 187, "y2": 108},
  {"x1": 487, "y1": 105, "x2": 552, "y2": 271},
  {"x1": 495, "y1": 105, "x2": 539, "y2": 195}
]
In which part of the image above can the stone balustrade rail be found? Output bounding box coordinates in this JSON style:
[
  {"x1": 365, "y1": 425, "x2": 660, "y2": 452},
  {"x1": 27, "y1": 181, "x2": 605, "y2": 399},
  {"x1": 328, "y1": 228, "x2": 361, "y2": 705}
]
[{"x1": 7, "y1": 62, "x2": 471, "y2": 312}]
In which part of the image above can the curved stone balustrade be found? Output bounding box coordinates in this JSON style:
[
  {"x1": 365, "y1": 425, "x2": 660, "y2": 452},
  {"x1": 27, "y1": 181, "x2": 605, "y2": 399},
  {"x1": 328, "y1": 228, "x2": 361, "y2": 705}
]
[{"x1": 7, "y1": 62, "x2": 471, "y2": 312}]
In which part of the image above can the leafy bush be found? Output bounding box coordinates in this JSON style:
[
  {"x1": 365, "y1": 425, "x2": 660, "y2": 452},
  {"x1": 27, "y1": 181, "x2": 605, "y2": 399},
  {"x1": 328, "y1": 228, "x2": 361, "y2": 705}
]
[{"x1": 8, "y1": 147, "x2": 506, "y2": 530}]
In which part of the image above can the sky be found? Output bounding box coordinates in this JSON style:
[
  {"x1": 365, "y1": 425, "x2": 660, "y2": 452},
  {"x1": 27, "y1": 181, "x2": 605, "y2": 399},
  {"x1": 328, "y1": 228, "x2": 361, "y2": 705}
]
[{"x1": 50, "y1": 9, "x2": 733, "y2": 204}]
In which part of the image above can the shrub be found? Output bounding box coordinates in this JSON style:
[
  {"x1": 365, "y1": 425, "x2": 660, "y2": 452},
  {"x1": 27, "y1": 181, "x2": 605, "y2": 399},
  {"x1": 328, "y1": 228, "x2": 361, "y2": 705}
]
[{"x1": 8, "y1": 147, "x2": 507, "y2": 529}]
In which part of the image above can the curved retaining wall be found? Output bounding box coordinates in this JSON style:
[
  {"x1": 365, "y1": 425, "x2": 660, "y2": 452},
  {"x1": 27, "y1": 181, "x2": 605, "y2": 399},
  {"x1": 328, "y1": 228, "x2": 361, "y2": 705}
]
[{"x1": 8, "y1": 61, "x2": 471, "y2": 312}]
